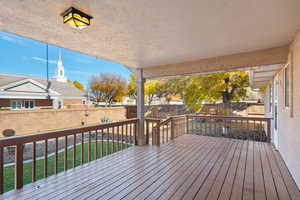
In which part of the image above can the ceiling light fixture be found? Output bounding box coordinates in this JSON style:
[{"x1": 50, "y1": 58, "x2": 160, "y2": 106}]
[{"x1": 61, "y1": 7, "x2": 93, "y2": 29}]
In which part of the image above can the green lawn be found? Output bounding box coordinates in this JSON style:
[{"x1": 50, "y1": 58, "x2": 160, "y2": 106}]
[{"x1": 4, "y1": 141, "x2": 130, "y2": 192}]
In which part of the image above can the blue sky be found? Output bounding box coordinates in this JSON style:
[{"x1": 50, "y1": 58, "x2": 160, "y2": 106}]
[{"x1": 0, "y1": 31, "x2": 132, "y2": 87}]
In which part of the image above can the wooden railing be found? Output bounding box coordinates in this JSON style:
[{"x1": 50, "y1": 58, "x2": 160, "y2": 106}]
[
  {"x1": 145, "y1": 116, "x2": 187, "y2": 145},
  {"x1": 0, "y1": 114, "x2": 272, "y2": 194},
  {"x1": 146, "y1": 114, "x2": 272, "y2": 145},
  {"x1": 0, "y1": 119, "x2": 138, "y2": 194},
  {"x1": 186, "y1": 115, "x2": 272, "y2": 142}
]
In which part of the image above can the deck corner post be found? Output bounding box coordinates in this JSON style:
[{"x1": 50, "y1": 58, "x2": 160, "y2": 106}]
[{"x1": 137, "y1": 68, "x2": 146, "y2": 145}]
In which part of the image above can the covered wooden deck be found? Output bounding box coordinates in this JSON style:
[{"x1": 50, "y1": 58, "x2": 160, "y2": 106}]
[{"x1": 2, "y1": 135, "x2": 300, "y2": 200}]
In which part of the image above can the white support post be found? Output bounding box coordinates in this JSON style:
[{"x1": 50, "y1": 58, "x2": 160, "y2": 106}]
[{"x1": 137, "y1": 68, "x2": 145, "y2": 145}]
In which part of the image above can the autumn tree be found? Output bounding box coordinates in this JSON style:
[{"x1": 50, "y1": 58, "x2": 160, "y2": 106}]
[
  {"x1": 73, "y1": 80, "x2": 85, "y2": 91},
  {"x1": 166, "y1": 71, "x2": 249, "y2": 112},
  {"x1": 127, "y1": 73, "x2": 138, "y2": 100},
  {"x1": 145, "y1": 80, "x2": 159, "y2": 105},
  {"x1": 89, "y1": 73, "x2": 127, "y2": 106},
  {"x1": 127, "y1": 73, "x2": 160, "y2": 105}
]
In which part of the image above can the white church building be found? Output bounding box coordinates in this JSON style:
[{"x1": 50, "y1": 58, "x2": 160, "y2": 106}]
[{"x1": 0, "y1": 52, "x2": 86, "y2": 110}]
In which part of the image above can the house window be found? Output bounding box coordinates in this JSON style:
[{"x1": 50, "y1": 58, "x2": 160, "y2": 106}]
[
  {"x1": 11, "y1": 100, "x2": 22, "y2": 110},
  {"x1": 284, "y1": 66, "x2": 289, "y2": 108},
  {"x1": 24, "y1": 100, "x2": 35, "y2": 109}
]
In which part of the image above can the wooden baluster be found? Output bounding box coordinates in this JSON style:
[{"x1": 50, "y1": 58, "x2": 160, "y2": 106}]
[
  {"x1": 32, "y1": 141, "x2": 36, "y2": 181},
  {"x1": 260, "y1": 120, "x2": 263, "y2": 142},
  {"x1": 125, "y1": 124, "x2": 128, "y2": 147},
  {"x1": 117, "y1": 126, "x2": 120, "y2": 151},
  {"x1": 44, "y1": 139, "x2": 48, "y2": 178},
  {"x1": 171, "y1": 119, "x2": 175, "y2": 140},
  {"x1": 246, "y1": 120, "x2": 249, "y2": 141},
  {"x1": 156, "y1": 123, "x2": 160, "y2": 146},
  {"x1": 112, "y1": 127, "x2": 115, "y2": 153},
  {"x1": 73, "y1": 134, "x2": 76, "y2": 167},
  {"x1": 54, "y1": 137, "x2": 58, "y2": 174},
  {"x1": 146, "y1": 121, "x2": 149, "y2": 145},
  {"x1": 134, "y1": 122, "x2": 137, "y2": 145},
  {"x1": 121, "y1": 125, "x2": 124, "y2": 150},
  {"x1": 107, "y1": 128, "x2": 110, "y2": 155},
  {"x1": 162, "y1": 124, "x2": 165, "y2": 144},
  {"x1": 95, "y1": 130, "x2": 98, "y2": 159},
  {"x1": 88, "y1": 131, "x2": 91, "y2": 162},
  {"x1": 129, "y1": 123, "x2": 132, "y2": 144},
  {"x1": 0, "y1": 146, "x2": 3, "y2": 194},
  {"x1": 101, "y1": 129, "x2": 104, "y2": 156},
  {"x1": 267, "y1": 119, "x2": 271, "y2": 143},
  {"x1": 186, "y1": 116, "x2": 189, "y2": 135},
  {"x1": 81, "y1": 133, "x2": 84, "y2": 164},
  {"x1": 64, "y1": 136, "x2": 68, "y2": 170},
  {"x1": 15, "y1": 144, "x2": 24, "y2": 189}
]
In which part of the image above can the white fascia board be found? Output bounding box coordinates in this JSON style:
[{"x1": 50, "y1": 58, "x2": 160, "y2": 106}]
[{"x1": 0, "y1": 79, "x2": 60, "y2": 95}]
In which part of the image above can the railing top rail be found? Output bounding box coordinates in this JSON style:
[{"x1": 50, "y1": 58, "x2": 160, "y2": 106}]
[
  {"x1": 145, "y1": 118, "x2": 162, "y2": 123},
  {"x1": 0, "y1": 118, "x2": 138, "y2": 147},
  {"x1": 186, "y1": 114, "x2": 272, "y2": 121}
]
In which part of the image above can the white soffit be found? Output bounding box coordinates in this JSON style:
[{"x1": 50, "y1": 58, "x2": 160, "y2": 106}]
[
  {"x1": 250, "y1": 64, "x2": 282, "y2": 89},
  {"x1": 0, "y1": 0, "x2": 299, "y2": 71}
]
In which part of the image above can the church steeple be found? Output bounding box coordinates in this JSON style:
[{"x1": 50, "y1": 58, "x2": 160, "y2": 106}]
[{"x1": 54, "y1": 49, "x2": 67, "y2": 83}]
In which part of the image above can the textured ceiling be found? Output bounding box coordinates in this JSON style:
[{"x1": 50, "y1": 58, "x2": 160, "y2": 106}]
[{"x1": 0, "y1": 0, "x2": 300, "y2": 70}]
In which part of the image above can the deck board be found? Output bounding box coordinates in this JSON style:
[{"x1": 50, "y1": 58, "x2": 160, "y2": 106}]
[{"x1": 2, "y1": 135, "x2": 299, "y2": 200}]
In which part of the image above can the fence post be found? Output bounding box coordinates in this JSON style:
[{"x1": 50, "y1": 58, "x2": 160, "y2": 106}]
[{"x1": 15, "y1": 143, "x2": 24, "y2": 189}]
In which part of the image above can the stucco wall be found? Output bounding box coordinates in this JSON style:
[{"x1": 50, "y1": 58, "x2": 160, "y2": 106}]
[
  {"x1": 0, "y1": 107, "x2": 126, "y2": 137},
  {"x1": 265, "y1": 32, "x2": 300, "y2": 189}
]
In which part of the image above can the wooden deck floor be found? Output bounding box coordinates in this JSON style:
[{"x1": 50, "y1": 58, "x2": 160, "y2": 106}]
[{"x1": 2, "y1": 135, "x2": 300, "y2": 200}]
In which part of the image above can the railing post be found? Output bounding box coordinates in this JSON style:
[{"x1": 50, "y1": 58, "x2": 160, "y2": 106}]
[
  {"x1": 15, "y1": 144, "x2": 24, "y2": 189},
  {"x1": 136, "y1": 68, "x2": 146, "y2": 145},
  {"x1": 170, "y1": 118, "x2": 175, "y2": 140}
]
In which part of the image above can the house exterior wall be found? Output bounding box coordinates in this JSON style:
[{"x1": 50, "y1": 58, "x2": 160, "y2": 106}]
[
  {"x1": 265, "y1": 32, "x2": 300, "y2": 189},
  {"x1": 35, "y1": 99, "x2": 53, "y2": 107},
  {"x1": 0, "y1": 99, "x2": 10, "y2": 108},
  {"x1": 0, "y1": 98, "x2": 53, "y2": 109}
]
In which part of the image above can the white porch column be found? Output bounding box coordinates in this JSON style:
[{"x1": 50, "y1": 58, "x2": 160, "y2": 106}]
[{"x1": 136, "y1": 68, "x2": 145, "y2": 145}]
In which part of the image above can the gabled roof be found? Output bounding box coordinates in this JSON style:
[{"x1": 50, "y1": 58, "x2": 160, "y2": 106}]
[{"x1": 0, "y1": 73, "x2": 85, "y2": 98}]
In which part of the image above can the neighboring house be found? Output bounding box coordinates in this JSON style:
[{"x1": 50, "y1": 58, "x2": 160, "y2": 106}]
[{"x1": 0, "y1": 54, "x2": 86, "y2": 110}]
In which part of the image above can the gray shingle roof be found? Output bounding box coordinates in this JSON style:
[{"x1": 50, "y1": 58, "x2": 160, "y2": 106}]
[{"x1": 0, "y1": 73, "x2": 85, "y2": 98}]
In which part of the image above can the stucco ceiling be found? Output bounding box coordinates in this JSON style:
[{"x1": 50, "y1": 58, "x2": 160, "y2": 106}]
[{"x1": 0, "y1": 0, "x2": 300, "y2": 71}]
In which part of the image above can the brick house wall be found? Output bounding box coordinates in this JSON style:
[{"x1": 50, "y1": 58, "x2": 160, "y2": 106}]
[
  {"x1": 35, "y1": 99, "x2": 53, "y2": 107},
  {"x1": 0, "y1": 99, "x2": 10, "y2": 108}
]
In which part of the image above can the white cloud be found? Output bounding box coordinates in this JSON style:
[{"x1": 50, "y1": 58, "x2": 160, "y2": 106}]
[
  {"x1": 0, "y1": 32, "x2": 26, "y2": 45},
  {"x1": 31, "y1": 56, "x2": 57, "y2": 64}
]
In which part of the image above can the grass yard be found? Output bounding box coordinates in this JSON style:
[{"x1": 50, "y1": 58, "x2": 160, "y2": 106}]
[{"x1": 4, "y1": 141, "x2": 130, "y2": 192}]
